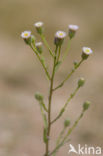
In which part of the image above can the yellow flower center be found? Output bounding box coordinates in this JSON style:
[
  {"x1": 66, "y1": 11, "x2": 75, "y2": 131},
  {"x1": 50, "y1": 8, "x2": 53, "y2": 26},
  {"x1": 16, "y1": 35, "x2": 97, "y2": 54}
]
[
  {"x1": 59, "y1": 32, "x2": 63, "y2": 36},
  {"x1": 24, "y1": 33, "x2": 29, "y2": 37},
  {"x1": 37, "y1": 23, "x2": 41, "y2": 26},
  {"x1": 85, "y1": 49, "x2": 90, "y2": 53}
]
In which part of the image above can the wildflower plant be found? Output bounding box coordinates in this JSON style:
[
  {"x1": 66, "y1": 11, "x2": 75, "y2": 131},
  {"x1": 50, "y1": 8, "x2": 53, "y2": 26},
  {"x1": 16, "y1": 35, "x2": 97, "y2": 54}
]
[{"x1": 21, "y1": 22, "x2": 93, "y2": 156}]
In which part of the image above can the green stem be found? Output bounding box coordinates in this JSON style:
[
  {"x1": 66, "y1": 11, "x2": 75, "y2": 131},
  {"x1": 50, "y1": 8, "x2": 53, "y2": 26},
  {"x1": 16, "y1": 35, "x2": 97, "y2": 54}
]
[
  {"x1": 51, "y1": 86, "x2": 80, "y2": 124},
  {"x1": 53, "y1": 127, "x2": 66, "y2": 156},
  {"x1": 62, "y1": 111, "x2": 84, "y2": 142},
  {"x1": 30, "y1": 44, "x2": 51, "y2": 80},
  {"x1": 49, "y1": 110, "x2": 85, "y2": 156},
  {"x1": 45, "y1": 46, "x2": 58, "y2": 156},
  {"x1": 62, "y1": 39, "x2": 71, "y2": 62},
  {"x1": 53, "y1": 59, "x2": 84, "y2": 91},
  {"x1": 40, "y1": 34, "x2": 54, "y2": 58},
  {"x1": 56, "y1": 46, "x2": 61, "y2": 63},
  {"x1": 40, "y1": 103, "x2": 47, "y2": 128},
  {"x1": 56, "y1": 127, "x2": 66, "y2": 146},
  {"x1": 41, "y1": 101, "x2": 48, "y2": 112}
]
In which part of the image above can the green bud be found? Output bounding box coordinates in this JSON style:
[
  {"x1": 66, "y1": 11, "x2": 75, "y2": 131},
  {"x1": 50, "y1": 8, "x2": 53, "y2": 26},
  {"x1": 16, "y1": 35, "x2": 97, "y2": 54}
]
[
  {"x1": 64, "y1": 119, "x2": 70, "y2": 127},
  {"x1": 35, "y1": 92, "x2": 43, "y2": 101},
  {"x1": 83, "y1": 101, "x2": 91, "y2": 111},
  {"x1": 78, "y1": 77, "x2": 85, "y2": 87}
]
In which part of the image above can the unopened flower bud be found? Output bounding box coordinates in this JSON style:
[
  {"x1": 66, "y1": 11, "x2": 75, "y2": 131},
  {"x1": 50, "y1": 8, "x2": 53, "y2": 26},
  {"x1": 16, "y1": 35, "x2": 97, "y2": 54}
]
[
  {"x1": 34, "y1": 22, "x2": 44, "y2": 34},
  {"x1": 54, "y1": 31, "x2": 66, "y2": 46},
  {"x1": 35, "y1": 92, "x2": 43, "y2": 101},
  {"x1": 83, "y1": 101, "x2": 91, "y2": 111},
  {"x1": 36, "y1": 42, "x2": 43, "y2": 54},
  {"x1": 81, "y1": 47, "x2": 93, "y2": 60},
  {"x1": 78, "y1": 77, "x2": 85, "y2": 87},
  {"x1": 68, "y1": 25, "x2": 79, "y2": 39},
  {"x1": 64, "y1": 119, "x2": 70, "y2": 127},
  {"x1": 21, "y1": 31, "x2": 31, "y2": 45}
]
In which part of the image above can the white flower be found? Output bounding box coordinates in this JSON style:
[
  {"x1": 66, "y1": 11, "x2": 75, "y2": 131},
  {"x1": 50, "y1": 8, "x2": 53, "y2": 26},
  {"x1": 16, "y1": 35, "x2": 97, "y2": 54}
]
[
  {"x1": 82, "y1": 47, "x2": 93, "y2": 55},
  {"x1": 55, "y1": 31, "x2": 66, "y2": 39},
  {"x1": 34, "y1": 22, "x2": 44, "y2": 28},
  {"x1": 68, "y1": 25, "x2": 79, "y2": 31},
  {"x1": 21, "y1": 31, "x2": 31, "y2": 39}
]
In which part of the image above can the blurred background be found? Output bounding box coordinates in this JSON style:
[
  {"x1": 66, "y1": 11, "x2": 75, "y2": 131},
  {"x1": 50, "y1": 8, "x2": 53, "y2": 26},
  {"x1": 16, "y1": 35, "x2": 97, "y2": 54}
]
[{"x1": 0, "y1": 0, "x2": 103, "y2": 155}]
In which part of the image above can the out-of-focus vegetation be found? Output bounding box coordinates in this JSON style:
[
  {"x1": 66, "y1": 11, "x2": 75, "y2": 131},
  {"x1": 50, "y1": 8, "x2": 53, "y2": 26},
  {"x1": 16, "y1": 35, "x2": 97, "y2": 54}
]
[{"x1": 0, "y1": 0, "x2": 103, "y2": 155}]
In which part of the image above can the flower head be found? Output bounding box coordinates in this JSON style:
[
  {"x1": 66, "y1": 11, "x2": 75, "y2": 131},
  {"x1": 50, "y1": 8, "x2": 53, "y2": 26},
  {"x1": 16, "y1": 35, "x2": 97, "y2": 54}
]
[
  {"x1": 34, "y1": 22, "x2": 44, "y2": 28},
  {"x1": 82, "y1": 47, "x2": 93, "y2": 60},
  {"x1": 34, "y1": 22, "x2": 44, "y2": 34},
  {"x1": 36, "y1": 42, "x2": 43, "y2": 54},
  {"x1": 55, "y1": 31, "x2": 66, "y2": 39},
  {"x1": 54, "y1": 31, "x2": 66, "y2": 46},
  {"x1": 68, "y1": 25, "x2": 79, "y2": 39},
  {"x1": 82, "y1": 47, "x2": 93, "y2": 55},
  {"x1": 21, "y1": 31, "x2": 31, "y2": 39},
  {"x1": 68, "y1": 25, "x2": 79, "y2": 31}
]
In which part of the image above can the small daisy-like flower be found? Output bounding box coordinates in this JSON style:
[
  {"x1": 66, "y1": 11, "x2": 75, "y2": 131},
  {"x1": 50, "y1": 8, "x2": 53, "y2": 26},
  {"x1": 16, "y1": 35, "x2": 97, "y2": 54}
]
[
  {"x1": 68, "y1": 25, "x2": 79, "y2": 39},
  {"x1": 82, "y1": 47, "x2": 93, "y2": 55},
  {"x1": 34, "y1": 22, "x2": 44, "y2": 28},
  {"x1": 82, "y1": 47, "x2": 93, "y2": 60},
  {"x1": 69, "y1": 25, "x2": 79, "y2": 31},
  {"x1": 21, "y1": 31, "x2": 31, "y2": 39},
  {"x1": 36, "y1": 42, "x2": 43, "y2": 54},
  {"x1": 34, "y1": 22, "x2": 44, "y2": 34},
  {"x1": 54, "y1": 31, "x2": 66, "y2": 46},
  {"x1": 55, "y1": 31, "x2": 66, "y2": 39}
]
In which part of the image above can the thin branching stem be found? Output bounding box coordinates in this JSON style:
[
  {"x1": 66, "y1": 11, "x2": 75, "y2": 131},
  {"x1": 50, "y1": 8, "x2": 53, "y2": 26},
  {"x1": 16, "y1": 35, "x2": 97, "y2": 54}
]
[
  {"x1": 53, "y1": 59, "x2": 84, "y2": 91},
  {"x1": 45, "y1": 46, "x2": 58, "y2": 156},
  {"x1": 56, "y1": 45, "x2": 61, "y2": 62},
  {"x1": 51, "y1": 86, "x2": 80, "y2": 124},
  {"x1": 30, "y1": 44, "x2": 51, "y2": 80},
  {"x1": 40, "y1": 34, "x2": 54, "y2": 58},
  {"x1": 49, "y1": 110, "x2": 85, "y2": 156},
  {"x1": 62, "y1": 39, "x2": 71, "y2": 62}
]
